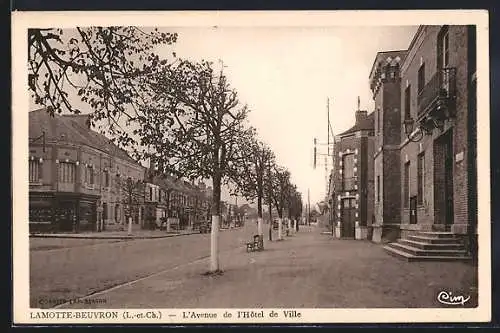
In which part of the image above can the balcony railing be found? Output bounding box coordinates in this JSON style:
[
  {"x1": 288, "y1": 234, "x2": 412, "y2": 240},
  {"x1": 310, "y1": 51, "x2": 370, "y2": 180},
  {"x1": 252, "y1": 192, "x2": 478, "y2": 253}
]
[
  {"x1": 341, "y1": 177, "x2": 356, "y2": 191},
  {"x1": 417, "y1": 67, "x2": 456, "y2": 118}
]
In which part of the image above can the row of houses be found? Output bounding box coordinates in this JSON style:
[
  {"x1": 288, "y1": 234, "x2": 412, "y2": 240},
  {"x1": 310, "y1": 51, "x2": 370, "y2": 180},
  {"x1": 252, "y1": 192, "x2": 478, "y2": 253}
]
[
  {"x1": 28, "y1": 108, "x2": 215, "y2": 233},
  {"x1": 326, "y1": 25, "x2": 477, "y2": 253}
]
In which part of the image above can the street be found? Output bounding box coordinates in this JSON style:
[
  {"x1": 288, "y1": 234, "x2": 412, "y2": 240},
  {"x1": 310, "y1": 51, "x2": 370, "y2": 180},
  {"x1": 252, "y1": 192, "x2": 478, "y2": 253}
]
[{"x1": 30, "y1": 223, "x2": 477, "y2": 309}]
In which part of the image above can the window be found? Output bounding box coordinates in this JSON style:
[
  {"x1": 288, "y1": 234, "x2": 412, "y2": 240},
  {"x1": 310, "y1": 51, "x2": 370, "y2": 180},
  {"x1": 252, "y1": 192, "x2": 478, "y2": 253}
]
[
  {"x1": 404, "y1": 85, "x2": 411, "y2": 119},
  {"x1": 159, "y1": 190, "x2": 162, "y2": 203},
  {"x1": 342, "y1": 153, "x2": 355, "y2": 190},
  {"x1": 104, "y1": 171, "x2": 110, "y2": 187},
  {"x1": 84, "y1": 166, "x2": 94, "y2": 184},
  {"x1": 418, "y1": 63, "x2": 425, "y2": 94},
  {"x1": 149, "y1": 187, "x2": 153, "y2": 201},
  {"x1": 437, "y1": 26, "x2": 449, "y2": 69},
  {"x1": 404, "y1": 161, "x2": 410, "y2": 208},
  {"x1": 29, "y1": 160, "x2": 41, "y2": 183},
  {"x1": 417, "y1": 153, "x2": 425, "y2": 205},
  {"x1": 103, "y1": 203, "x2": 108, "y2": 220},
  {"x1": 58, "y1": 162, "x2": 76, "y2": 183},
  {"x1": 376, "y1": 175, "x2": 380, "y2": 203},
  {"x1": 376, "y1": 108, "x2": 380, "y2": 134}
]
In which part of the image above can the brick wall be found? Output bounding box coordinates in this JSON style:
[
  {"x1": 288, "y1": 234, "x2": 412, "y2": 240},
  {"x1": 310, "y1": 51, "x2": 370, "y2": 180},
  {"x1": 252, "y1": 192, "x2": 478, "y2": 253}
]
[
  {"x1": 374, "y1": 152, "x2": 383, "y2": 224},
  {"x1": 383, "y1": 150, "x2": 401, "y2": 224},
  {"x1": 449, "y1": 25, "x2": 471, "y2": 231},
  {"x1": 382, "y1": 80, "x2": 402, "y2": 146},
  {"x1": 399, "y1": 25, "x2": 471, "y2": 233}
]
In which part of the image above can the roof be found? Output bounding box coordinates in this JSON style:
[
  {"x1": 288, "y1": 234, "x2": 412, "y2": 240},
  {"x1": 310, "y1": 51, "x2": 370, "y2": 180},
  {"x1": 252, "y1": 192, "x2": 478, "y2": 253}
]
[
  {"x1": 338, "y1": 111, "x2": 375, "y2": 136},
  {"x1": 369, "y1": 50, "x2": 408, "y2": 80},
  {"x1": 147, "y1": 171, "x2": 208, "y2": 197},
  {"x1": 29, "y1": 108, "x2": 140, "y2": 166}
]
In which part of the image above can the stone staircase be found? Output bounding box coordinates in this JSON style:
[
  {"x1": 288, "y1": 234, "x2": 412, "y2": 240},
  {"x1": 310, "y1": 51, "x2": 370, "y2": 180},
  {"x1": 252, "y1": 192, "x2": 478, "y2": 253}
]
[{"x1": 383, "y1": 231, "x2": 471, "y2": 262}]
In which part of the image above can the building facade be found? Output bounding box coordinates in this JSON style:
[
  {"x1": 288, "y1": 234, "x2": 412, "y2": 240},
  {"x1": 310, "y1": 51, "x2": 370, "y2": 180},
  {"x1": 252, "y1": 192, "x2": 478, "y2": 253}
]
[
  {"x1": 365, "y1": 25, "x2": 477, "y2": 251},
  {"x1": 398, "y1": 25, "x2": 477, "y2": 243},
  {"x1": 143, "y1": 170, "x2": 212, "y2": 230},
  {"x1": 369, "y1": 50, "x2": 408, "y2": 242},
  {"x1": 331, "y1": 109, "x2": 375, "y2": 239},
  {"x1": 29, "y1": 109, "x2": 145, "y2": 233}
]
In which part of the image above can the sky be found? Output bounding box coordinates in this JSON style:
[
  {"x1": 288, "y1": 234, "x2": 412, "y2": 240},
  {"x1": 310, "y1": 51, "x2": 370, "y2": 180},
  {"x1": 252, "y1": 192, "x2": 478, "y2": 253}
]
[
  {"x1": 29, "y1": 24, "x2": 418, "y2": 208},
  {"x1": 152, "y1": 25, "x2": 419, "y2": 206}
]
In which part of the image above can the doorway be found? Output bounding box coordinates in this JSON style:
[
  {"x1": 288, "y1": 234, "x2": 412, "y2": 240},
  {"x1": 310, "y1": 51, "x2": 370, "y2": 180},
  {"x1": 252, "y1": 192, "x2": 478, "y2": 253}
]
[
  {"x1": 434, "y1": 130, "x2": 454, "y2": 225},
  {"x1": 56, "y1": 201, "x2": 76, "y2": 231},
  {"x1": 341, "y1": 198, "x2": 356, "y2": 238},
  {"x1": 410, "y1": 196, "x2": 418, "y2": 224}
]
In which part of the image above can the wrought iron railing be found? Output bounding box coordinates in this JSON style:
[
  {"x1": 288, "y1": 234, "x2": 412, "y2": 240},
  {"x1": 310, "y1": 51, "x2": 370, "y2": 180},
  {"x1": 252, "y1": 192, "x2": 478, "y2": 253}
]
[{"x1": 417, "y1": 67, "x2": 456, "y2": 117}]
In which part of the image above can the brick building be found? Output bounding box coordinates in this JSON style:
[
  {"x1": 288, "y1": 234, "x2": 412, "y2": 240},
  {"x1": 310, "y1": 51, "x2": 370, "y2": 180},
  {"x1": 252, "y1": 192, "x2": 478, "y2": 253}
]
[
  {"x1": 366, "y1": 25, "x2": 477, "y2": 258},
  {"x1": 143, "y1": 170, "x2": 212, "y2": 230},
  {"x1": 331, "y1": 107, "x2": 375, "y2": 239},
  {"x1": 29, "y1": 109, "x2": 145, "y2": 233},
  {"x1": 398, "y1": 25, "x2": 477, "y2": 241},
  {"x1": 369, "y1": 50, "x2": 408, "y2": 242}
]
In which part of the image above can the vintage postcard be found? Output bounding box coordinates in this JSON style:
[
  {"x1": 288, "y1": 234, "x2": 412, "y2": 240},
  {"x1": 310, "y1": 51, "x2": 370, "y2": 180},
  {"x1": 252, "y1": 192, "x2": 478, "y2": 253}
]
[{"x1": 12, "y1": 10, "x2": 490, "y2": 324}]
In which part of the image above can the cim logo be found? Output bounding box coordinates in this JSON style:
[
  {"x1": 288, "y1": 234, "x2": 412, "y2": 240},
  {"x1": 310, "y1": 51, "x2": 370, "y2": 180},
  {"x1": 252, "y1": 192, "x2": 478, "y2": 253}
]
[{"x1": 437, "y1": 291, "x2": 471, "y2": 306}]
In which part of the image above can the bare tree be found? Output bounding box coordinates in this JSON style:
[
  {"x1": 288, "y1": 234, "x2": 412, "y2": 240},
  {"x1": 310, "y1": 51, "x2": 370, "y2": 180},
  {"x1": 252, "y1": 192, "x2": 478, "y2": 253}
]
[
  {"x1": 271, "y1": 166, "x2": 292, "y2": 240},
  {"x1": 28, "y1": 26, "x2": 177, "y2": 147},
  {"x1": 119, "y1": 176, "x2": 145, "y2": 234},
  {"x1": 230, "y1": 136, "x2": 275, "y2": 238},
  {"x1": 135, "y1": 59, "x2": 254, "y2": 273}
]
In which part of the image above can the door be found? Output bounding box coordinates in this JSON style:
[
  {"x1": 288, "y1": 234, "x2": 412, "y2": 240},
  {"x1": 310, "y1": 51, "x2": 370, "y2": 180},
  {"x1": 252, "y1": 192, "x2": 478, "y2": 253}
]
[
  {"x1": 341, "y1": 198, "x2": 356, "y2": 238},
  {"x1": 56, "y1": 201, "x2": 76, "y2": 231},
  {"x1": 444, "y1": 131, "x2": 454, "y2": 225},
  {"x1": 409, "y1": 196, "x2": 417, "y2": 224},
  {"x1": 434, "y1": 130, "x2": 454, "y2": 226}
]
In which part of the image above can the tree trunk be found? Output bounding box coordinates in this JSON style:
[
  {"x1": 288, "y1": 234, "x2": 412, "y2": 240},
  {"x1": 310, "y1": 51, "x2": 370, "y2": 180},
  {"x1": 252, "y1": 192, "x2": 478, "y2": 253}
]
[
  {"x1": 278, "y1": 217, "x2": 282, "y2": 240},
  {"x1": 268, "y1": 199, "x2": 272, "y2": 241},
  {"x1": 210, "y1": 171, "x2": 222, "y2": 272},
  {"x1": 257, "y1": 195, "x2": 263, "y2": 236}
]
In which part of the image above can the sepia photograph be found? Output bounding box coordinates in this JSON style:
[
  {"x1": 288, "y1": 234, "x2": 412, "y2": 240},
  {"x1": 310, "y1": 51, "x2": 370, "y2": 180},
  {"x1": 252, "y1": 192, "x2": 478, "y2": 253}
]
[{"x1": 12, "y1": 10, "x2": 490, "y2": 324}]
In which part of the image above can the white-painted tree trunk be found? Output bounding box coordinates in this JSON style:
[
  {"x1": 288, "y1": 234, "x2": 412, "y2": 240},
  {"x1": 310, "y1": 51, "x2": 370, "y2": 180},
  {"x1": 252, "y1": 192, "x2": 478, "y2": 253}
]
[
  {"x1": 127, "y1": 216, "x2": 133, "y2": 235},
  {"x1": 257, "y1": 217, "x2": 263, "y2": 236},
  {"x1": 278, "y1": 217, "x2": 283, "y2": 240},
  {"x1": 210, "y1": 215, "x2": 220, "y2": 272}
]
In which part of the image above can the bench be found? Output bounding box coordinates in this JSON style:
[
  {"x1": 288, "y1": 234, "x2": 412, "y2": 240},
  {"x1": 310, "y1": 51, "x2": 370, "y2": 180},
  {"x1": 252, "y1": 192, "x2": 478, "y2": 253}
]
[{"x1": 246, "y1": 235, "x2": 264, "y2": 252}]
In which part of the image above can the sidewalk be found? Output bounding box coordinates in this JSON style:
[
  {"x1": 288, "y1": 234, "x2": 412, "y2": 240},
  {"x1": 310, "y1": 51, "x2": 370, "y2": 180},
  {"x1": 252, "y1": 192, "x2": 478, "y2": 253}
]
[
  {"x1": 30, "y1": 226, "x2": 243, "y2": 239},
  {"x1": 59, "y1": 227, "x2": 477, "y2": 309}
]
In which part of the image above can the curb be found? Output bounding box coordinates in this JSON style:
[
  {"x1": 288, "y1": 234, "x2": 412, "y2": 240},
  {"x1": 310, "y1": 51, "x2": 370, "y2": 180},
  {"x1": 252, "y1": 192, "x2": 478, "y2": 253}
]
[
  {"x1": 29, "y1": 226, "x2": 243, "y2": 240},
  {"x1": 29, "y1": 232, "x2": 198, "y2": 240}
]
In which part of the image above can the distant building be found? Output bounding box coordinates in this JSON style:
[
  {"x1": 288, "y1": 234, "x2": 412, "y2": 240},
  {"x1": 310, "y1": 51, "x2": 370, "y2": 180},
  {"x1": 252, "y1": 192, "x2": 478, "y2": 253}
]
[
  {"x1": 28, "y1": 109, "x2": 145, "y2": 233},
  {"x1": 331, "y1": 107, "x2": 375, "y2": 239},
  {"x1": 144, "y1": 170, "x2": 212, "y2": 230}
]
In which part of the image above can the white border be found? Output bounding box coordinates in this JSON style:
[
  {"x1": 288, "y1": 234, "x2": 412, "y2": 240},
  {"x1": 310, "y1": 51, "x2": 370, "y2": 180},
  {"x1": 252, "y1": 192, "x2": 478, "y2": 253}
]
[{"x1": 12, "y1": 10, "x2": 491, "y2": 324}]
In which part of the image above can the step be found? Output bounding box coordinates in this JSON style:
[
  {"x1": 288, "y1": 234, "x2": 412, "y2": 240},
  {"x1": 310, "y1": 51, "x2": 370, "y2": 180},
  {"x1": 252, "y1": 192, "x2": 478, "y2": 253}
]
[
  {"x1": 388, "y1": 242, "x2": 468, "y2": 257},
  {"x1": 383, "y1": 245, "x2": 472, "y2": 262},
  {"x1": 408, "y1": 235, "x2": 461, "y2": 244},
  {"x1": 398, "y1": 238, "x2": 464, "y2": 251},
  {"x1": 416, "y1": 231, "x2": 456, "y2": 239}
]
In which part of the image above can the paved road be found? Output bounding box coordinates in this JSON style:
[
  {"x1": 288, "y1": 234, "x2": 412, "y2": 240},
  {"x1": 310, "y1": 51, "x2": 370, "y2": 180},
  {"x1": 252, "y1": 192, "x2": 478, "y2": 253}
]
[
  {"x1": 48, "y1": 225, "x2": 477, "y2": 309},
  {"x1": 30, "y1": 224, "x2": 264, "y2": 308}
]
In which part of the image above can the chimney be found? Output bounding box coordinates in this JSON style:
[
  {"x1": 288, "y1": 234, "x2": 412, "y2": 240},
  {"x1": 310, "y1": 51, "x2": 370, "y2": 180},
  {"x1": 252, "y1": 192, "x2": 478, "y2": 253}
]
[
  {"x1": 354, "y1": 96, "x2": 367, "y2": 124},
  {"x1": 355, "y1": 110, "x2": 368, "y2": 124}
]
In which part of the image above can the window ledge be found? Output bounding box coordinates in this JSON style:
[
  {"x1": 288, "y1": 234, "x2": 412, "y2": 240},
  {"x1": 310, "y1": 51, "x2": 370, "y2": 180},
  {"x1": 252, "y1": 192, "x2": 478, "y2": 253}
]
[{"x1": 29, "y1": 182, "x2": 43, "y2": 186}]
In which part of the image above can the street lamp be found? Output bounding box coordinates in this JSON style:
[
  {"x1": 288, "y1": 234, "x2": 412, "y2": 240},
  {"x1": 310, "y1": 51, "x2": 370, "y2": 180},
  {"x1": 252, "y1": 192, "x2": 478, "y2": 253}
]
[
  {"x1": 403, "y1": 117, "x2": 424, "y2": 143},
  {"x1": 404, "y1": 114, "x2": 446, "y2": 143}
]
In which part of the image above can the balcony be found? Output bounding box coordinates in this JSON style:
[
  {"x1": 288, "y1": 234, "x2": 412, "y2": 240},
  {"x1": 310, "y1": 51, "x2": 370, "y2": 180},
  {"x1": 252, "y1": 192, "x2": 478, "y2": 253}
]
[{"x1": 417, "y1": 67, "x2": 456, "y2": 120}]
